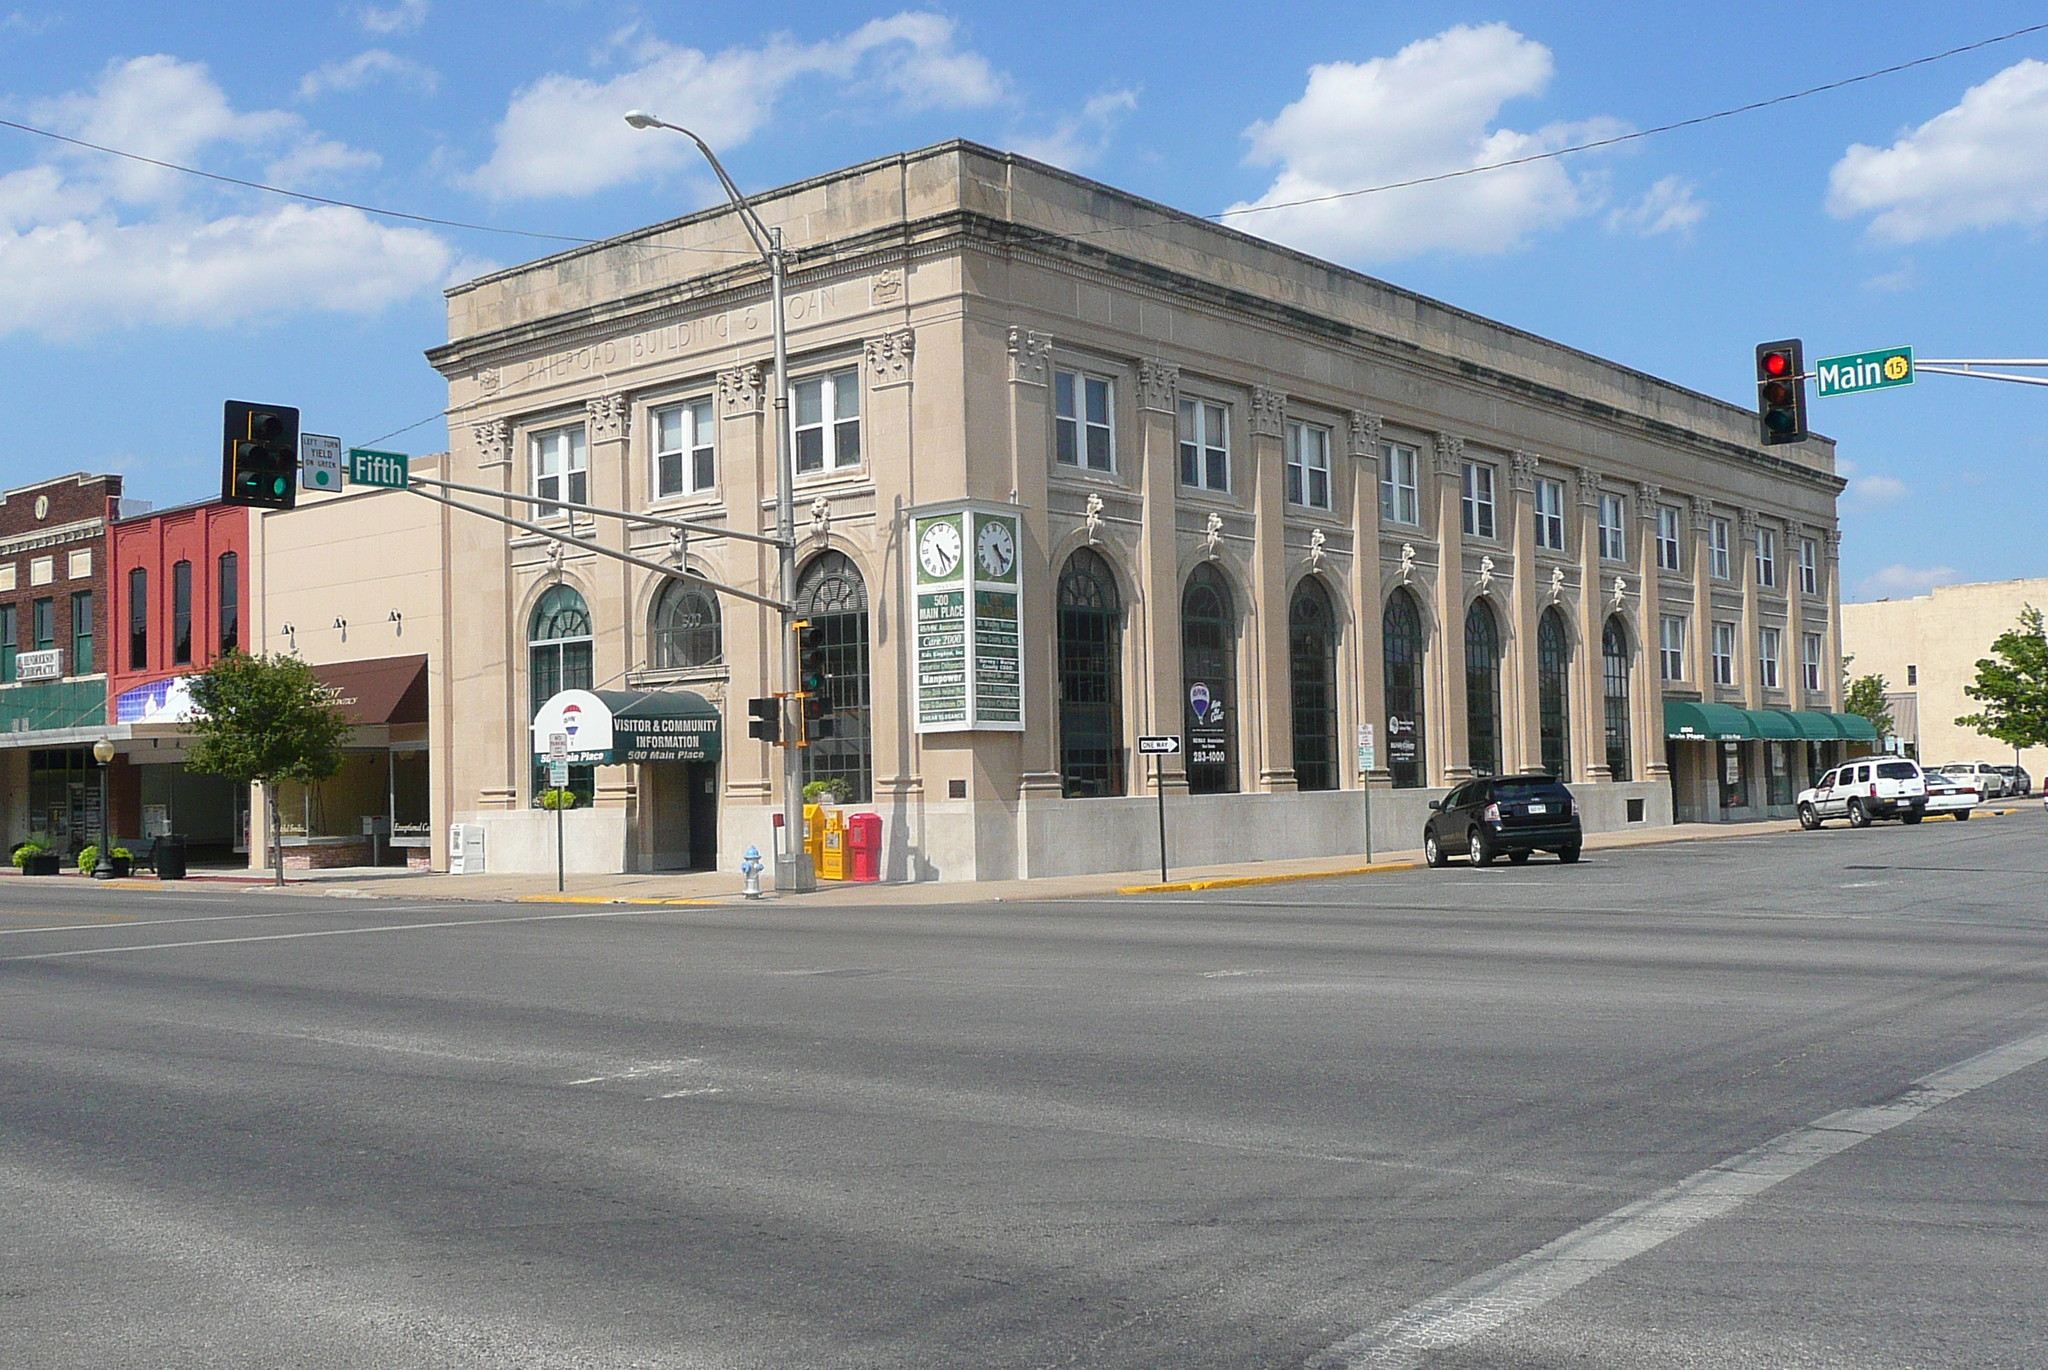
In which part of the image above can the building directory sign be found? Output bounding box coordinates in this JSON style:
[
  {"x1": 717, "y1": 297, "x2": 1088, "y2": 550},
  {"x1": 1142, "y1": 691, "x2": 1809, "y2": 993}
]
[{"x1": 911, "y1": 503, "x2": 1024, "y2": 733}]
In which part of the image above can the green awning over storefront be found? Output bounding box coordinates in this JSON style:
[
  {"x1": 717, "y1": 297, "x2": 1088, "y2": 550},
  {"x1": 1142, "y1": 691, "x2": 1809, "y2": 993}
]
[
  {"x1": 1826, "y1": 711, "x2": 1880, "y2": 741},
  {"x1": 1780, "y1": 710, "x2": 1848, "y2": 741},
  {"x1": 1665, "y1": 701, "x2": 1876, "y2": 743},
  {"x1": 1748, "y1": 708, "x2": 1802, "y2": 740},
  {"x1": 1664, "y1": 700, "x2": 1759, "y2": 740}
]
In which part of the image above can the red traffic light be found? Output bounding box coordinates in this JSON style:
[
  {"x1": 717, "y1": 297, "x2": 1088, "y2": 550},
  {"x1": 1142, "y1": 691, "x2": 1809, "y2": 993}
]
[{"x1": 1762, "y1": 350, "x2": 1791, "y2": 378}]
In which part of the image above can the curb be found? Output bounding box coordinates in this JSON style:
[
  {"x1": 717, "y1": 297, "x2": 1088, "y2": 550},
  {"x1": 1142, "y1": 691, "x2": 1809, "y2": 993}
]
[
  {"x1": 514, "y1": 894, "x2": 723, "y2": 907},
  {"x1": 1925, "y1": 806, "x2": 2021, "y2": 822},
  {"x1": 1119, "y1": 860, "x2": 1421, "y2": 895}
]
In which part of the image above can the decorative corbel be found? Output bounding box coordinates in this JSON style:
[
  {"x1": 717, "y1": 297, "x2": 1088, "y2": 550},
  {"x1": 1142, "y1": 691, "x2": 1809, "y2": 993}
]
[
  {"x1": 1306, "y1": 527, "x2": 1327, "y2": 573},
  {"x1": 1082, "y1": 491, "x2": 1104, "y2": 545},
  {"x1": 1201, "y1": 511, "x2": 1224, "y2": 559}
]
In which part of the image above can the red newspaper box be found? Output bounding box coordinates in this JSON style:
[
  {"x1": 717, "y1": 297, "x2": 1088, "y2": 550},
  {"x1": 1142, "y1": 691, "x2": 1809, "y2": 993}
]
[{"x1": 846, "y1": 811, "x2": 883, "y2": 882}]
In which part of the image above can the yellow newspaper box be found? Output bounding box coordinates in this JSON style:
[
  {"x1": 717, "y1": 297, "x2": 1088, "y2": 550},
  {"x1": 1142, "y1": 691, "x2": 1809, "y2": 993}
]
[
  {"x1": 818, "y1": 808, "x2": 849, "y2": 880},
  {"x1": 803, "y1": 804, "x2": 827, "y2": 867}
]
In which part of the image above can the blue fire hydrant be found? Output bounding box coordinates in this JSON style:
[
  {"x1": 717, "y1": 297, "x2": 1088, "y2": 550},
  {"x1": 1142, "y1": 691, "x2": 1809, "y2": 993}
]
[{"x1": 740, "y1": 844, "x2": 764, "y2": 900}]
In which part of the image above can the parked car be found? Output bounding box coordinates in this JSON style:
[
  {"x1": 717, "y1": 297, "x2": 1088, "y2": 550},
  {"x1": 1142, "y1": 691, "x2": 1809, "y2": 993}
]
[
  {"x1": 1992, "y1": 764, "x2": 2033, "y2": 798},
  {"x1": 1920, "y1": 769, "x2": 1978, "y2": 820},
  {"x1": 1424, "y1": 774, "x2": 1582, "y2": 867},
  {"x1": 1798, "y1": 758, "x2": 1929, "y2": 828},
  {"x1": 1936, "y1": 762, "x2": 2007, "y2": 800},
  {"x1": 2016, "y1": 765, "x2": 2035, "y2": 797}
]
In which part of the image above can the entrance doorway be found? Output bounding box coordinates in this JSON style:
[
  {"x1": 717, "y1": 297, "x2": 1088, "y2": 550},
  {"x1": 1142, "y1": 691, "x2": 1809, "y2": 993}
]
[{"x1": 643, "y1": 760, "x2": 718, "y2": 871}]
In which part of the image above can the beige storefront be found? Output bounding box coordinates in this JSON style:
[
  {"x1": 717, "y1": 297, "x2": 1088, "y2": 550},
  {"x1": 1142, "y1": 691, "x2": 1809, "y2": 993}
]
[
  {"x1": 425, "y1": 140, "x2": 1848, "y2": 882},
  {"x1": 1843, "y1": 577, "x2": 2048, "y2": 778}
]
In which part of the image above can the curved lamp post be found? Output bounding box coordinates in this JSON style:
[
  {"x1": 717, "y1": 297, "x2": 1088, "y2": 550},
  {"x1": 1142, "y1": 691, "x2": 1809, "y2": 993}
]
[
  {"x1": 624, "y1": 111, "x2": 811, "y2": 892},
  {"x1": 91, "y1": 737, "x2": 115, "y2": 880}
]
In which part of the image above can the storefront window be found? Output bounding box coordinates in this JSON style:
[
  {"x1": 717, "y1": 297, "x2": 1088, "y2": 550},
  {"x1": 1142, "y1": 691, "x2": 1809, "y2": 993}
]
[
  {"x1": 1603, "y1": 616, "x2": 1632, "y2": 782},
  {"x1": 1289, "y1": 577, "x2": 1338, "y2": 791},
  {"x1": 1538, "y1": 607, "x2": 1570, "y2": 778},
  {"x1": 1464, "y1": 599, "x2": 1502, "y2": 777},
  {"x1": 1383, "y1": 589, "x2": 1426, "y2": 788},
  {"x1": 529, "y1": 584, "x2": 594, "y2": 805},
  {"x1": 1057, "y1": 549, "x2": 1124, "y2": 798},
  {"x1": 1182, "y1": 564, "x2": 1238, "y2": 794},
  {"x1": 795, "y1": 552, "x2": 872, "y2": 802}
]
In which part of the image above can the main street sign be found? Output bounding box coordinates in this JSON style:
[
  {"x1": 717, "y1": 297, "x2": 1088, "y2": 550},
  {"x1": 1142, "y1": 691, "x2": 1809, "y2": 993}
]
[
  {"x1": 347, "y1": 448, "x2": 409, "y2": 488},
  {"x1": 1815, "y1": 346, "x2": 1913, "y2": 398}
]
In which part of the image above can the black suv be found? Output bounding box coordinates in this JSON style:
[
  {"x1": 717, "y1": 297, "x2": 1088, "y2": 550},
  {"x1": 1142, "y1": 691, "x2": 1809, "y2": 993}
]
[{"x1": 1424, "y1": 774, "x2": 1583, "y2": 867}]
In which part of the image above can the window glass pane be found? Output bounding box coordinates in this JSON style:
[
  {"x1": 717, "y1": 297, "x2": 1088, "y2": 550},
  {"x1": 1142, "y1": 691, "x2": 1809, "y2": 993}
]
[
  {"x1": 832, "y1": 369, "x2": 859, "y2": 421},
  {"x1": 1054, "y1": 371, "x2": 1077, "y2": 419},
  {"x1": 795, "y1": 378, "x2": 822, "y2": 427},
  {"x1": 656, "y1": 406, "x2": 683, "y2": 453},
  {"x1": 1086, "y1": 425, "x2": 1110, "y2": 470},
  {"x1": 1086, "y1": 377, "x2": 1109, "y2": 425},
  {"x1": 833, "y1": 417, "x2": 861, "y2": 467}
]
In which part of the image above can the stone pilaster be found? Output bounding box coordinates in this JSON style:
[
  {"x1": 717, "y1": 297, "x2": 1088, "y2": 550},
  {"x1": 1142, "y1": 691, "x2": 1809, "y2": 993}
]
[
  {"x1": 1135, "y1": 358, "x2": 1187, "y2": 793},
  {"x1": 1433, "y1": 433, "x2": 1470, "y2": 783},
  {"x1": 1634, "y1": 482, "x2": 1668, "y2": 780},
  {"x1": 1508, "y1": 452, "x2": 1545, "y2": 774},
  {"x1": 1575, "y1": 467, "x2": 1610, "y2": 781},
  {"x1": 1350, "y1": 412, "x2": 1389, "y2": 786},
  {"x1": 1250, "y1": 387, "x2": 1294, "y2": 791}
]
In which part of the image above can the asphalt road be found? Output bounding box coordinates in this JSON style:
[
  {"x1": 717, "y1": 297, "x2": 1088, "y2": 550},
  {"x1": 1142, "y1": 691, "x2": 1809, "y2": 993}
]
[{"x1": 2, "y1": 814, "x2": 2044, "y2": 1369}]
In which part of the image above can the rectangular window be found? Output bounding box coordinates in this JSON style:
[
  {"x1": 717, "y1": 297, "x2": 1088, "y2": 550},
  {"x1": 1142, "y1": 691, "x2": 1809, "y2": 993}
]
[
  {"x1": 1286, "y1": 422, "x2": 1331, "y2": 509},
  {"x1": 218, "y1": 552, "x2": 240, "y2": 655},
  {"x1": 1379, "y1": 443, "x2": 1419, "y2": 525},
  {"x1": 1657, "y1": 507, "x2": 1683, "y2": 571},
  {"x1": 1534, "y1": 478, "x2": 1565, "y2": 550},
  {"x1": 1460, "y1": 461, "x2": 1496, "y2": 539},
  {"x1": 1054, "y1": 370, "x2": 1115, "y2": 472},
  {"x1": 1756, "y1": 527, "x2": 1778, "y2": 588},
  {"x1": 1709, "y1": 518, "x2": 1731, "y2": 579},
  {"x1": 128, "y1": 567, "x2": 147, "y2": 670},
  {"x1": 1660, "y1": 615, "x2": 1686, "y2": 681},
  {"x1": 32, "y1": 596, "x2": 54, "y2": 651},
  {"x1": 1759, "y1": 626, "x2": 1781, "y2": 690},
  {"x1": 792, "y1": 367, "x2": 861, "y2": 473},
  {"x1": 1803, "y1": 632, "x2": 1823, "y2": 692},
  {"x1": 531, "y1": 424, "x2": 587, "y2": 517},
  {"x1": 1599, "y1": 492, "x2": 1626, "y2": 561},
  {"x1": 1799, "y1": 537, "x2": 1818, "y2": 595},
  {"x1": 0, "y1": 605, "x2": 15, "y2": 682},
  {"x1": 1711, "y1": 621, "x2": 1735, "y2": 686},
  {"x1": 70, "y1": 590, "x2": 92, "y2": 675},
  {"x1": 652, "y1": 399, "x2": 716, "y2": 497},
  {"x1": 1178, "y1": 398, "x2": 1229, "y2": 492},
  {"x1": 171, "y1": 560, "x2": 192, "y2": 666},
  {"x1": 1907, "y1": 664, "x2": 1918, "y2": 686}
]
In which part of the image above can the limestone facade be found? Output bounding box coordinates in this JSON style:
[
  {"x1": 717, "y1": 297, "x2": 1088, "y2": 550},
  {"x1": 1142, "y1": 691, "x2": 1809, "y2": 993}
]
[{"x1": 426, "y1": 141, "x2": 1845, "y2": 881}]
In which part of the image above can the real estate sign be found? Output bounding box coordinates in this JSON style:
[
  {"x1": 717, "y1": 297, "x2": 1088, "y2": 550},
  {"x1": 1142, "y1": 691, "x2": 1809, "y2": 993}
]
[{"x1": 911, "y1": 503, "x2": 1024, "y2": 733}]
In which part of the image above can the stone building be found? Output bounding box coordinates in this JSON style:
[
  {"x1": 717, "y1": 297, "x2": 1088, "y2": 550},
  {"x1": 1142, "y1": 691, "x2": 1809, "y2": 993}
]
[{"x1": 425, "y1": 141, "x2": 1852, "y2": 881}]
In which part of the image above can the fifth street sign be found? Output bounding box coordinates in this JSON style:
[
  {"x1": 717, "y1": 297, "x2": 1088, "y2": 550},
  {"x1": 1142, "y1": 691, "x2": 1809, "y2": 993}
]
[
  {"x1": 1815, "y1": 346, "x2": 1913, "y2": 398},
  {"x1": 347, "y1": 448, "x2": 409, "y2": 488}
]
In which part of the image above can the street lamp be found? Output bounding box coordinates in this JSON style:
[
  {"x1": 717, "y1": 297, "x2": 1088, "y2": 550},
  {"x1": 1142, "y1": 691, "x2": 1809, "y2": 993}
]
[
  {"x1": 624, "y1": 111, "x2": 812, "y2": 892},
  {"x1": 91, "y1": 737, "x2": 115, "y2": 880}
]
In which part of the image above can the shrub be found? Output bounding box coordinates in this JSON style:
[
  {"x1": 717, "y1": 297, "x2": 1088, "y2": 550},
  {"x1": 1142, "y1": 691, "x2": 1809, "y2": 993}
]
[
  {"x1": 539, "y1": 787, "x2": 579, "y2": 811},
  {"x1": 802, "y1": 779, "x2": 852, "y2": 804},
  {"x1": 77, "y1": 844, "x2": 100, "y2": 875},
  {"x1": 12, "y1": 837, "x2": 51, "y2": 871}
]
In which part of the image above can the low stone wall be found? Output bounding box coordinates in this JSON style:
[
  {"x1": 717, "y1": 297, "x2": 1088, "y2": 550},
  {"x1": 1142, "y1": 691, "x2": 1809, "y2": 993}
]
[{"x1": 283, "y1": 837, "x2": 374, "y2": 870}]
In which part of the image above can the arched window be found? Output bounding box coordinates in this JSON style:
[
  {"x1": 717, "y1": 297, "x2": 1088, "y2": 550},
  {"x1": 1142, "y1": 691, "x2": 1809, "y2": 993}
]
[
  {"x1": 1538, "y1": 607, "x2": 1570, "y2": 778},
  {"x1": 1057, "y1": 549, "x2": 1123, "y2": 797},
  {"x1": 1182, "y1": 563, "x2": 1237, "y2": 794},
  {"x1": 529, "y1": 584, "x2": 594, "y2": 804},
  {"x1": 796, "y1": 552, "x2": 871, "y2": 802},
  {"x1": 1464, "y1": 598, "x2": 1502, "y2": 778},
  {"x1": 1289, "y1": 577, "x2": 1338, "y2": 791},
  {"x1": 1382, "y1": 589, "x2": 1426, "y2": 789},
  {"x1": 1603, "y1": 615, "x2": 1632, "y2": 782},
  {"x1": 650, "y1": 579, "x2": 721, "y2": 670}
]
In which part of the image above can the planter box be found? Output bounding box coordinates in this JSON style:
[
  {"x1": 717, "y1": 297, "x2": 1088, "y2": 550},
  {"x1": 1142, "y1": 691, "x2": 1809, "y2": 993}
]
[
  {"x1": 20, "y1": 854, "x2": 61, "y2": 876},
  {"x1": 106, "y1": 857, "x2": 133, "y2": 878}
]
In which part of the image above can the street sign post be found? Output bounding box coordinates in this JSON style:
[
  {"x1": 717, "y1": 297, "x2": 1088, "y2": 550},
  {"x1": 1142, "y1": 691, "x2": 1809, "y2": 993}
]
[
  {"x1": 547, "y1": 732, "x2": 570, "y2": 892},
  {"x1": 1357, "y1": 724, "x2": 1377, "y2": 863},
  {"x1": 300, "y1": 434, "x2": 344, "y2": 494},
  {"x1": 347, "y1": 448, "x2": 409, "y2": 488},
  {"x1": 1138, "y1": 735, "x2": 1181, "y2": 883},
  {"x1": 1815, "y1": 346, "x2": 1913, "y2": 398}
]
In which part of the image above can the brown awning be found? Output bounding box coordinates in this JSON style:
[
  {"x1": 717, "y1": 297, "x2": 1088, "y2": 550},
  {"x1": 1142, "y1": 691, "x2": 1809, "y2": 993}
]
[{"x1": 312, "y1": 655, "x2": 428, "y2": 726}]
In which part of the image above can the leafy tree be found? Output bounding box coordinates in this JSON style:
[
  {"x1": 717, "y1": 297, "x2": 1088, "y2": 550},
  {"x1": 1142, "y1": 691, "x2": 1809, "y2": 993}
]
[
  {"x1": 1841, "y1": 671, "x2": 1894, "y2": 744},
  {"x1": 1957, "y1": 605, "x2": 2048, "y2": 751},
  {"x1": 185, "y1": 652, "x2": 352, "y2": 885}
]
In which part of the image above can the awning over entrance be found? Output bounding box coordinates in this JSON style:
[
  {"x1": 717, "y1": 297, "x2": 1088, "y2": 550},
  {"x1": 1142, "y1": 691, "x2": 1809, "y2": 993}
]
[
  {"x1": 1665, "y1": 700, "x2": 1880, "y2": 743},
  {"x1": 532, "y1": 688, "x2": 721, "y2": 764},
  {"x1": 312, "y1": 654, "x2": 427, "y2": 726}
]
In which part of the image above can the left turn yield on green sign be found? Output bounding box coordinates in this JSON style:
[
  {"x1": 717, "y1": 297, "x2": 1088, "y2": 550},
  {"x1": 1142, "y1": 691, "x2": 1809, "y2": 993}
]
[{"x1": 347, "y1": 448, "x2": 409, "y2": 488}]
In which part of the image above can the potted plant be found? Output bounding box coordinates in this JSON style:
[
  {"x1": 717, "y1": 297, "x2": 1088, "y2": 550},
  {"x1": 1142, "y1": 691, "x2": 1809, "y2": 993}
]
[
  {"x1": 13, "y1": 838, "x2": 60, "y2": 877},
  {"x1": 802, "y1": 778, "x2": 852, "y2": 806},
  {"x1": 107, "y1": 846, "x2": 134, "y2": 878},
  {"x1": 538, "y1": 788, "x2": 579, "y2": 811},
  {"x1": 76, "y1": 843, "x2": 99, "y2": 876}
]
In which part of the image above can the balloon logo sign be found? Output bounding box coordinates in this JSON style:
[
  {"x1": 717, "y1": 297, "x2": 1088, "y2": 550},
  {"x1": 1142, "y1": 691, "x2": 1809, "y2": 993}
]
[
  {"x1": 562, "y1": 703, "x2": 582, "y2": 737},
  {"x1": 1188, "y1": 682, "x2": 1212, "y2": 724}
]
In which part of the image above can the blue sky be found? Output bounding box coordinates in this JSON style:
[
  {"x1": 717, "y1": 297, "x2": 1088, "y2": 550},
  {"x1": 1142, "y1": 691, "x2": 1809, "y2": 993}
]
[{"x1": 2, "y1": 1, "x2": 2044, "y2": 602}]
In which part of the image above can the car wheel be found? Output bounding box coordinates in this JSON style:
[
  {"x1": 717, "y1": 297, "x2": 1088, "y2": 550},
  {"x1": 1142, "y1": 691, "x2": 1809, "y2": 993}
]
[
  {"x1": 1424, "y1": 830, "x2": 1447, "y2": 868},
  {"x1": 1508, "y1": 849, "x2": 1531, "y2": 865},
  {"x1": 1468, "y1": 830, "x2": 1493, "y2": 866},
  {"x1": 1847, "y1": 799, "x2": 1871, "y2": 828},
  {"x1": 1558, "y1": 844, "x2": 1582, "y2": 864},
  {"x1": 1798, "y1": 803, "x2": 1821, "y2": 831},
  {"x1": 1956, "y1": 810, "x2": 1971, "y2": 822},
  {"x1": 1902, "y1": 812, "x2": 1923, "y2": 824}
]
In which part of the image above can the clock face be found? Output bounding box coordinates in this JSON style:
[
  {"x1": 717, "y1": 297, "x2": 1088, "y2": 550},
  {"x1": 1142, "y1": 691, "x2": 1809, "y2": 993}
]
[
  {"x1": 919, "y1": 520, "x2": 963, "y2": 578},
  {"x1": 976, "y1": 518, "x2": 1016, "y2": 578}
]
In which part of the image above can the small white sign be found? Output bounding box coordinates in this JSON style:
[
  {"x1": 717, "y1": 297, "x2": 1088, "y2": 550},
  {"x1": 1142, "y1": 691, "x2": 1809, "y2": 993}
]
[
  {"x1": 301, "y1": 433, "x2": 344, "y2": 493},
  {"x1": 549, "y1": 761, "x2": 570, "y2": 788},
  {"x1": 547, "y1": 731, "x2": 569, "y2": 764},
  {"x1": 1137, "y1": 734, "x2": 1181, "y2": 755},
  {"x1": 1357, "y1": 723, "x2": 1376, "y2": 771},
  {"x1": 16, "y1": 648, "x2": 60, "y2": 681}
]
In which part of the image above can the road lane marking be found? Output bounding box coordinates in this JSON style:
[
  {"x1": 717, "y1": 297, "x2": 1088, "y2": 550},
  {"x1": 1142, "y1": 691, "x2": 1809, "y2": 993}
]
[
  {"x1": 0, "y1": 905, "x2": 664, "y2": 963},
  {"x1": 0, "y1": 904, "x2": 446, "y2": 938},
  {"x1": 1306, "y1": 1024, "x2": 2048, "y2": 1370}
]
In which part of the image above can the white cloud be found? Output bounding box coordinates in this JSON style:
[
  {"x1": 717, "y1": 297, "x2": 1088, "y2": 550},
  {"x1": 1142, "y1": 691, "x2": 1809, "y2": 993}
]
[
  {"x1": 468, "y1": 12, "x2": 1005, "y2": 200},
  {"x1": 1828, "y1": 58, "x2": 2048, "y2": 242},
  {"x1": 357, "y1": 0, "x2": 428, "y2": 36},
  {"x1": 3, "y1": 9, "x2": 62, "y2": 35},
  {"x1": 2, "y1": 55, "x2": 451, "y2": 340},
  {"x1": 1013, "y1": 88, "x2": 1139, "y2": 171},
  {"x1": 1857, "y1": 564, "x2": 1963, "y2": 600},
  {"x1": 299, "y1": 49, "x2": 439, "y2": 99},
  {"x1": 265, "y1": 137, "x2": 383, "y2": 187},
  {"x1": 1608, "y1": 175, "x2": 1704, "y2": 237},
  {"x1": 1837, "y1": 457, "x2": 1909, "y2": 505},
  {"x1": 1225, "y1": 24, "x2": 1622, "y2": 261}
]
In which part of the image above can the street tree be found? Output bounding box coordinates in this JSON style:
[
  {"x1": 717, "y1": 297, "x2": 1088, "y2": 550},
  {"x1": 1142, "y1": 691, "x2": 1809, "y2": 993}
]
[
  {"x1": 184, "y1": 652, "x2": 352, "y2": 885},
  {"x1": 1957, "y1": 605, "x2": 2048, "y2": 752},
  {"x1": 1839, "y1": 656, "x2": 1895, "y2": 745}
]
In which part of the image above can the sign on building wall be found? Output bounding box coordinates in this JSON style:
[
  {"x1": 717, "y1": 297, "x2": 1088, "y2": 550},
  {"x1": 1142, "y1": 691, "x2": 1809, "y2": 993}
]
[
  {"x1": 16, "y1": 649, "x2": 61, "y2": 682},
  {"x1": 911, "y1": 503, "x2": 1024, "y2": 733}
]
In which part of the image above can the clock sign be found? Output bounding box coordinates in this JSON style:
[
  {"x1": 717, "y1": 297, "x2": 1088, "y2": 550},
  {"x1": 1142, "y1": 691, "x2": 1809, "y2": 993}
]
[
  {"x1": 975, "y1": 517, "x2": 1016, "y2": 579},
  {"x1": 918, "y1": 518, "x2": 963, "y2": 579}
]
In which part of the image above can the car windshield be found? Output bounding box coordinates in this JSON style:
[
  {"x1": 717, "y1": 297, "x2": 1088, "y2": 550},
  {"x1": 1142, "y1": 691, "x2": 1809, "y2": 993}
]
[{"x1": 1493, "y1": 780, "x2": 1569, "y2": 802}]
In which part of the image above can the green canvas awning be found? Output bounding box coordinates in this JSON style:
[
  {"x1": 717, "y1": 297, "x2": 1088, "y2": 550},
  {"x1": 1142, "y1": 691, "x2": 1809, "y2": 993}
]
[
  {"x1": 1826, "y1": 711, "x2": 1880, "y2": 741},
  {"x1": 532, "y1": 688, "x2": 722, "y2": 764},
  {"x1": 1664, "y1": 700, "x2": 1758, "y2": 740},
  {"x1": 1779, "y1": 710, "x2": 1848, "y2": 740},
  {"x1": 1748, "y1": 708, "x2": 1802, "y2": 740}
]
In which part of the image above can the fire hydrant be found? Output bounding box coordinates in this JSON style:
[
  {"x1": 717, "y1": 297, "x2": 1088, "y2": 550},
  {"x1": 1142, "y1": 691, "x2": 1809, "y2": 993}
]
[{"x1": 740, "y1": 845, "x2": 764, "y2": 900}]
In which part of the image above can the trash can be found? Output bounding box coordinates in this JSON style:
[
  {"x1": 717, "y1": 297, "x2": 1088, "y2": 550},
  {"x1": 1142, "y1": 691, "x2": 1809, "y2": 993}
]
[
  {"x1": 846, "y1": 812, "x2": 882, "y2": 882},
  {"x1": 155, "y1": 834, "x2": 188, "y2": 881}
]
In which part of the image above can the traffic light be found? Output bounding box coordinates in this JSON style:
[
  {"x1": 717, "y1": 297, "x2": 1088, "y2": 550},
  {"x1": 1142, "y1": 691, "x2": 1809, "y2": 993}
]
[
  {"x1": 746, "y1": 696, "x2": 781, "y2": 746},
  {"x1": 799, "y1": 625, "x2": 834, "y2": 743},
  {"x1": 222, "y1": 400, "x2": 300, "y2": 508},
  {"x1": 1754, "y1": 341, "x2": 1807, "y2": 446}
]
